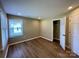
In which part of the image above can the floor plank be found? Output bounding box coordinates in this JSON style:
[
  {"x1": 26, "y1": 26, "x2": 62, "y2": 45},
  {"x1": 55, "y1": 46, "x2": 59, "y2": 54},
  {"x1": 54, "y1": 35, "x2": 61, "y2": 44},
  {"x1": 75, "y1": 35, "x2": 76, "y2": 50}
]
[{"x1": 7, "y1": 38, "x2": 79, "y2": 58}]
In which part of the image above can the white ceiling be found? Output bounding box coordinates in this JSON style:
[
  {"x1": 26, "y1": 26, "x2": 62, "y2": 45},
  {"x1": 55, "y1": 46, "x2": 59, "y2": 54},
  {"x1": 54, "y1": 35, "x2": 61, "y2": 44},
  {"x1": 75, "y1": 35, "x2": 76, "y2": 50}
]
[{"x1": 1, "y1": 0, "x2": 79, "y2": 19}]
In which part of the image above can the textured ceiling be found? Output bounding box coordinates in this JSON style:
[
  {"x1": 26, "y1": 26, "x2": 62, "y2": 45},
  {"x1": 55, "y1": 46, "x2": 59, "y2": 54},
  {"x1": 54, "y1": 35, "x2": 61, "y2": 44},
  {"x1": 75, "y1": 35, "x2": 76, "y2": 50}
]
[{"x1": 1, "y1": 0, "x2": 79, "y2": 19}]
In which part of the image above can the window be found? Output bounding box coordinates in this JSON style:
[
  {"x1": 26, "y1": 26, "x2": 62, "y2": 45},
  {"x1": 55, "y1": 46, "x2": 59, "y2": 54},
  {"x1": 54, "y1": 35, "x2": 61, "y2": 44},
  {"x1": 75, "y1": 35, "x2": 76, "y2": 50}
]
[{"x1": 9, "y1": 20, "x2": 23, "y2": 38}]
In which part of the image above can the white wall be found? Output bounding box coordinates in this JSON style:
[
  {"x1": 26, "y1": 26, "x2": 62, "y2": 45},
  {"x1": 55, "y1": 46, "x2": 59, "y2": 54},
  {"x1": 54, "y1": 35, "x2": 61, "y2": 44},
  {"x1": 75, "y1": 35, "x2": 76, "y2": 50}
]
[
  {"x1": 69, "y1": 8, "x2": 79, "y2": 55},
  {"x1": 0, "y1": 7, "x2": 8, "y2": 57},
  {"x1": 40, "y1": 18, "x2": 53, "y2": 41},
  {"x1": 1, "y1": 10, "x2": 8, "y2": 51},
  {"x1": 8, "y1": 15, "x2": 40, "y2": 44}
]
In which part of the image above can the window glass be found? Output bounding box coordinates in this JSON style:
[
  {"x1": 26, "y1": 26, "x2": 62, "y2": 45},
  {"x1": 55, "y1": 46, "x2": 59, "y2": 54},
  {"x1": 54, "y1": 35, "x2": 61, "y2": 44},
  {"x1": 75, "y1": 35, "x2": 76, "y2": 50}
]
[{"x1": 9, "y1": 20, "x2": 23, "y2": 38}]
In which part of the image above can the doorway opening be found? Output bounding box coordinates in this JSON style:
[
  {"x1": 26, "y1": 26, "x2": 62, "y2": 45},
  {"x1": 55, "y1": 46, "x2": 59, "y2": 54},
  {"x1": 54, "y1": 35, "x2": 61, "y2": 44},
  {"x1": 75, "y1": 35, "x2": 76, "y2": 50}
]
[{"x1": 53, "y1": 20, "x2": 60, "y2": 43}]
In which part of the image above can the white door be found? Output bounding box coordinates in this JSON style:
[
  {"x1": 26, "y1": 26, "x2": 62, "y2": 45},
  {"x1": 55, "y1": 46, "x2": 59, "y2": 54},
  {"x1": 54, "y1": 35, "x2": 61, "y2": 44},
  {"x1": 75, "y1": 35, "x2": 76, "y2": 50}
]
[
  {"x1": 60, "y1": 17, "x2": 66, "y2": 50},
  {"x1": 71, "y1": 15, "x2": 79, "y2": 55}
]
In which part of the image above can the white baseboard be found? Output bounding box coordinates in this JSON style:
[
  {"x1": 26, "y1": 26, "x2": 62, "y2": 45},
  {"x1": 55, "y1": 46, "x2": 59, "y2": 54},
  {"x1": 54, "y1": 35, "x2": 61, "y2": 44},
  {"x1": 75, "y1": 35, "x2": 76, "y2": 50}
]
[
  {"x1": 9, "y1": 36, "x2": 41, "y2": 46},
  {"x1": 0, "y1": 47, "x2": 8, "y2": 58},
  {"x1": 9, "y1": 36, "x2": 53, "y2": 46},
  {"x1": 0, "y1": 46, "x2": 9, "y2": 58},
  {"x1": 73, "y1": 50, "x2": 79, "y2": 56},
  {"x1": 5, "y1": 36, "x2": 52, "y2": 58},
  {"x1": 4, "y1": 45, "x2": 9, "y2": 58},
  {"x1": 4, "y1": 36, "x2": 41, "y2": 58},
  {"x1": 40, "y1": 36, "x2": 53, "y2": 42}
]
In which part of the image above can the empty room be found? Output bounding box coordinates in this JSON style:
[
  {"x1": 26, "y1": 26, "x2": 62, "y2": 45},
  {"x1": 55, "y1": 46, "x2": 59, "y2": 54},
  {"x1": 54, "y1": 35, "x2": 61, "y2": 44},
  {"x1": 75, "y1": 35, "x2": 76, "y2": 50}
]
[{"x1": 0, "y1": 0, "x2": 79, "y2": 58}]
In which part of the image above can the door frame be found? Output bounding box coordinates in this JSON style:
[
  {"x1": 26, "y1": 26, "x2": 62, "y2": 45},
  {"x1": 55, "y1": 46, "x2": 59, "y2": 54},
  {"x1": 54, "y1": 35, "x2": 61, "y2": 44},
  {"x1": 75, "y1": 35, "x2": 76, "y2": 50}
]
[
  {"x1": 52, "y1": 19, "x2": 60, "y2": 42},
  {"x1": 53, "y1": 20, "x2": 60, "y2": 42},
  {"x1": 52, "y1": 17, "x2": 66, "y2": 50}
]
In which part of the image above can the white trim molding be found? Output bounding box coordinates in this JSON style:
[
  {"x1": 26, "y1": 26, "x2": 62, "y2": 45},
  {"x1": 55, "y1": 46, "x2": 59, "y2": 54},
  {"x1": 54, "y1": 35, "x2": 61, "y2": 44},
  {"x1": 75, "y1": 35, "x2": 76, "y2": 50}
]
[
  {"x1": 40, "y1": 36, "x2": 53, "y2": 42},
  {"x1": 4, "y1": 45, "x2": 9, "y2": 58},
  {"x1": 5, "y1": 36, "x2": 53, "y2": 58},
  {"x1": 73, "y1": 50, "x2": 79, "y2": 56},
  {"x1": 4, "y1": 36, "x2": 41, "y2": 58},
  {"x1": 9, "y1": 36, "x2": 41, "y2": 46},
  {"x1": 9, "y1": 36, "x2": 53, "y2": 46}
]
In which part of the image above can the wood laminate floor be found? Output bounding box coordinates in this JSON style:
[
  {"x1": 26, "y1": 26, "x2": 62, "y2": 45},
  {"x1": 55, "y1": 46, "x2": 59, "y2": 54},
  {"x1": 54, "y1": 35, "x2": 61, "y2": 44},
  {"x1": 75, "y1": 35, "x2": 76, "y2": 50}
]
[
  {"x1": 0, "y1": 51, "x2": 3, "y2": 58},
  {"x1": 7, "y1": 38, "x2": 79, "y2": 58}
]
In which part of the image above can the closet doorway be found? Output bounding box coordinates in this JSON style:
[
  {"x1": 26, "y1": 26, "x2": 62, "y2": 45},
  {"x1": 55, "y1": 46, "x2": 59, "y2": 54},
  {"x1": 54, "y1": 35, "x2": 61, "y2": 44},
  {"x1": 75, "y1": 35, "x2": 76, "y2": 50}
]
[{"x1": 53, "y1": 20, "x2": 60, "y2": 43}]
